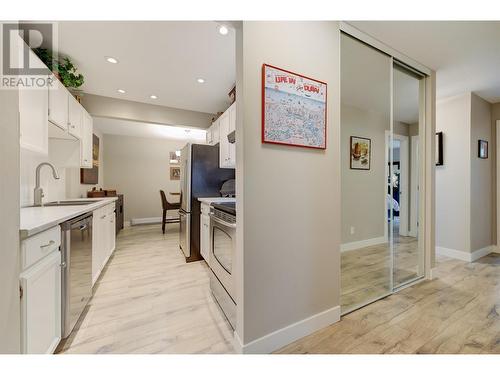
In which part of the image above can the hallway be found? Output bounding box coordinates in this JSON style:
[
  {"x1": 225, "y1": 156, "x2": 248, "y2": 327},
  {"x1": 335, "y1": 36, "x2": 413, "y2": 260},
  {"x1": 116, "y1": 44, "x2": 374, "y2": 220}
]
[{"x1": 57, "y1": 224, "x2": 234, "y2": 354}]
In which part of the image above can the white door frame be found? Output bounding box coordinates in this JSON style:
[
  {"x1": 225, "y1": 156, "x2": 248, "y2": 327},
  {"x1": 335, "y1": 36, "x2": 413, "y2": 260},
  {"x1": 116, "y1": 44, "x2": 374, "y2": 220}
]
[
  {"x1": 385, "y1": 131, "x2": 409, "y2": 237},
  {"x1": 410, "y1": 136, "x2": 419, "y2": 237}
]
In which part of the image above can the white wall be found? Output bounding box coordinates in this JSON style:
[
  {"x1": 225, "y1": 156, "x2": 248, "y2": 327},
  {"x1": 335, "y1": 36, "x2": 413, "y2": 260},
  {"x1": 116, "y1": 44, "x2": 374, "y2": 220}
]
[
  {"x1": 491, "y1": 102, "x2": 500, "y2": 245},
  {"x1": 436, "y1": 93, "x2": 471, "y2": 253},
  {"x1": 0, "y1": 85, "x2": 21, "y2": 353},
  {"x1": 237, "y1": 21, "x2": 341, "y2": 351},
  {"x1": 103, "y1": 133, "x2": 186, "y2": 222},
  {"x1": 470, "y1": 93, "x2": 492, "y2": 251}
]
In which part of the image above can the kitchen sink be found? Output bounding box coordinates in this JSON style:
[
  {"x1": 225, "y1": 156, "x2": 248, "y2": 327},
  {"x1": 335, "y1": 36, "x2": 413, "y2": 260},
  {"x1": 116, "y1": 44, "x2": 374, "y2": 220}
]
[{"x1": 27, "y1": 200, "x2": 97, "y2": 207}]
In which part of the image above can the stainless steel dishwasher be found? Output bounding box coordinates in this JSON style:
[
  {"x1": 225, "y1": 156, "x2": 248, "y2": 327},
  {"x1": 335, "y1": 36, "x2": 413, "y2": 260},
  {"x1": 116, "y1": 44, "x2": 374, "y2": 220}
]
[{"x1": 60, "y1": 212, "x2": 93, "y2": 338}]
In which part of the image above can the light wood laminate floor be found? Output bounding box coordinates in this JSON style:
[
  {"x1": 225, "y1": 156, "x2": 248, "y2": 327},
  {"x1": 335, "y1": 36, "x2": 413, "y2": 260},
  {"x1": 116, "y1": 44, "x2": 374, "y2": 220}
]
[
  {"x1": 278, "y1": 252, "x2": 500, "y2": 354},
  {"x1": 57, "y1": 224, "x2": 234, "y2": 354}
]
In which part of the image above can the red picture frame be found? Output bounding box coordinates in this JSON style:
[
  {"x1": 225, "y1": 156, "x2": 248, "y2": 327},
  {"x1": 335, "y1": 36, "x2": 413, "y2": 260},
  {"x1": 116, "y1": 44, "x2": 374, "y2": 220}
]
[{"x1": 261, "y1": 64, "x2": 327, "y2": 150}]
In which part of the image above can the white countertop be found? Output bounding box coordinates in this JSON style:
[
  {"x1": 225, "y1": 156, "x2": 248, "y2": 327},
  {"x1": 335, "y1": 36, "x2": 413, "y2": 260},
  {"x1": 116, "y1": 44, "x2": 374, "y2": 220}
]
[
  {"x1": 20, "y1": 198, "x2": 118, "y2": 239},
  {"x1": 198, "y1": 197, "x2": 236, "y2": 204}
]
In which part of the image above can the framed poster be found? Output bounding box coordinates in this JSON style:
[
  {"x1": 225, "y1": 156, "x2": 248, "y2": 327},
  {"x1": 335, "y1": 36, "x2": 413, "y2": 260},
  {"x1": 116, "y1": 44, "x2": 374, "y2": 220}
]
[
  {"x1": 478, "y1": 140, "x2": 488, "y2": 159},
  {"x1": 436, "y1": 132, "x2": 443, "y2": 166},
  {"x1": 81, "y1": 134, "x2": 99, "y2": 184},
  {"x1": 262, "y1": 64, "x2": 327, "y2": 149},
  {"x1": 350, "y1": 136, "x2": 371, "y2": 170},
  {"x1": 170, "y1": 166, "x2": 180, "y2": 180}
]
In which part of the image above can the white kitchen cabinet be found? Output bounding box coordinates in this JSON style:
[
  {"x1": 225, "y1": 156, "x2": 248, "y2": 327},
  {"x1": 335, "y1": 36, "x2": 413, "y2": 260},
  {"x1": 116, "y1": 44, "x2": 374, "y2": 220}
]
[
  {"x1": 18, "y1": 45, "x2": 49, "y2": 155},
  {"x1": 20, "y1": 250, "x2": 61, "y2": 354},
  {"x1": 68, "y1": 95, "x2": 83, "y2": 140},
  {"x1": 219, "y1": 102, "x2": 236, "y2": 169},
  {"x1": 48, "y1": 76, "x2": 69, "y2": 130},
  {"x1": 81, "y1": 112, "x2": 93, "y2": 168},
  {"x1": 92, "y1": 204, "x2": 116, "y2": 285},
  {"x1": 200, "y1": 202, "x2": 211, "y2": 264},
  {"x1": 207, "y1": 119, "x2": 220, "y2": 146}
]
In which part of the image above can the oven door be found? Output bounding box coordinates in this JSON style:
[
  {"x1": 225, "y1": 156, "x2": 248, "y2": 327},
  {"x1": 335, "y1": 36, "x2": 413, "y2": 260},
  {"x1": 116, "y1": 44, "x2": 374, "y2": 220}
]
[{"x1": 209, "y1": 212, "x2": 235, "y2": 299}]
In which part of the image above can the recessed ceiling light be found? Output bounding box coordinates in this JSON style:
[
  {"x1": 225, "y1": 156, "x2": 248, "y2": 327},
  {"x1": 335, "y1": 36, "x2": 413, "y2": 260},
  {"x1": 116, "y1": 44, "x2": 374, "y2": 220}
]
[
  {"x1": 117, "y1": 89, "x2": 125, "y2": 94},
  {"x1": 197, "y1": 78, "x2": 205, "y2": 84},
  {"x1": 105, "y1": 56, "x2": 119, "y2": 64},
  {"x1": 150, "y1": 95, "x2": 158, "y2": 99},
  {"x1": 218, "y1": 25, "x2": 229, "y2": 35}
]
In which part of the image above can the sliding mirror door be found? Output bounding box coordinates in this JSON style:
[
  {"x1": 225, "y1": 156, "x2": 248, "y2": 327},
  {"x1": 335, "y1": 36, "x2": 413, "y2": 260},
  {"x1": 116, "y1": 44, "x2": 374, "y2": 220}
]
[
  {"x1": 340, "y1": 33, "x2": 393, "y2": 313},
  {"x1": 392, "y1": 63, "x2": 425, "y2": 288}
]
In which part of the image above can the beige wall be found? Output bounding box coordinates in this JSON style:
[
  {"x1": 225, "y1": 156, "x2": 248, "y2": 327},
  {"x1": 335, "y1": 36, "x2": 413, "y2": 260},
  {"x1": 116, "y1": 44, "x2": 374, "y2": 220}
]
[
  {"x1": 436, "y1": 92, "x2": 496, "y2": 255},
  {"x1": 103, "y1": 133, "x2": 186, "y2": 222},
  {"x1": 237, "y1": 21, "x2": 341, "y2": 347},
  {"x1": 436, "y1": 93, "x2": 471, "y2": 253},
  {"x1": 470, "y1": 93, "x2": 492, "y2": 251},
  {"x1": 0, "y1": 87, "x2": 21, "y2": 353},
  {"x1": 341, "y1": 104, "x2": 388, "y2": 243},
  {"x1": 82, "y1": 94, "x2": 214, "y2": 129}
]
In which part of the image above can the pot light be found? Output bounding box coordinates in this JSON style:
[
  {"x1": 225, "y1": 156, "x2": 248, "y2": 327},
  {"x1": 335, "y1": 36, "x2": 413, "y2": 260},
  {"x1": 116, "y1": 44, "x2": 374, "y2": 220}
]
[
  {"x1": 150, "y1": 95, "x2": 158, "y2": 99},
  {"x1": 197, "y1": 78, "x2": 205, "y2": 84},
  {"x1": 218, "y1": 25, "x2": 229, "y2": 35},
  {"x1": 117, "y1": 89, "x2": 126, "y2": 94},
  {"x1": 105, "y1": 56, "x2": 119, "y2": 64}
]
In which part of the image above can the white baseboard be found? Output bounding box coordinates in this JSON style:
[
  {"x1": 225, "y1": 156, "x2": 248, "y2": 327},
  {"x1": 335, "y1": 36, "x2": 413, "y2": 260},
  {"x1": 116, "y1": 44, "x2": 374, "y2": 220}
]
[
  {"x1": 436, "y1": 245, "x2": 496, "y2": 262},
  {"x1": 130, "y1": 217, "x2": 162, "y2": 225},
  {"x1": 124, "y1": 220, "x2": 131, "y2": 228},
  {"x1": 232, "y1": 305, "x2": 340, "y2": 354},
  {"x1": 341, "y1": 236, "x2": 386, "y2": 252}
]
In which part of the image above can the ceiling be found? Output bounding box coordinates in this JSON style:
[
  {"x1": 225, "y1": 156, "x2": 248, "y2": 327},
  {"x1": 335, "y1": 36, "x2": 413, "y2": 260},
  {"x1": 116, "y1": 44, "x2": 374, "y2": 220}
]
[
  {"x1": 94, "y1": 117, "x2": 206, "y2": 142},
  {"x1": 350, "y1": 21, "x2": 500, "y2": 103},
  {"x1": 56, "y1": 21, "x2": 235, "y2": 114}
]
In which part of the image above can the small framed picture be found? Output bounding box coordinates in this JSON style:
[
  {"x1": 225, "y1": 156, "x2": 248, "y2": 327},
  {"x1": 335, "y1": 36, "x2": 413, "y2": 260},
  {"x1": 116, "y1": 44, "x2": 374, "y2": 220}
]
[
  {"x1": 436, "y1": 132, "x2": 443, "y2": 166},
  {"x1": 478, "y1": 140, "x2": 488, "y2": 159},
  {"x1": 350, "y1": 136, "x2": 371, "y2": 170},
  {"x1": 170, "y1": 166, "x2": 180, "y2": 180}
]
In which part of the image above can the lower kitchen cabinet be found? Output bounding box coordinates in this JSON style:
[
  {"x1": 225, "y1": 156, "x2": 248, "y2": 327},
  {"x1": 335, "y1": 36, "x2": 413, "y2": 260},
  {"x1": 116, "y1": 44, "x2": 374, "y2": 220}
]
[
  {"x1": 19, "y1": 250, "x2": 61, "y2": 354},
  {"x1": 92, "y1": 203, "x2": 117, "y2": 285}
]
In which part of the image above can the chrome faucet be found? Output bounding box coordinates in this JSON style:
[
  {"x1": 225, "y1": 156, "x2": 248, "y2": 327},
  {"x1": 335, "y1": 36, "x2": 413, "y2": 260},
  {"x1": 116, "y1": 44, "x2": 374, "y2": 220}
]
[{"x1": 34, "y1": 162, "x2": 60, "y2": 206}]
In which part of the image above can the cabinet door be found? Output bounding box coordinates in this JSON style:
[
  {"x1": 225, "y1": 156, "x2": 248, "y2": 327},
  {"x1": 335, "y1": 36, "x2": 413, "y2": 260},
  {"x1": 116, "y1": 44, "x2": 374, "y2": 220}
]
[
  {"x1": 48, "y1": 76, "x2": 69, "y2": 130},
  {"x1": 108, "y1": 212, "x2": 116, "y2": 256},
  {"x1": 200, "y1": 214, "x2": 210, "y2": 264},
  {"x1": 68, "y1": 95, "x2": 82, "y2": 139},
  {"x1": 228, "y1": 103, "x2": 236, "y2": 133},
  {"x1": 219, "y1": 113, "x2": 230, "y2": 168},
  {"x1": 212, "y1": 120, "x2": 220, "y2": 145},
  {"x1": 18, "y1": 48, "x2": 49, "y2": 155},
  {"x1": 81, "y1": 112, "x2": 93, "y2": 168},
  {"x1": 20, "y1": 250, "x2": 61, "y2": 354},
  {"x1": 206, "y1": 126, "x2": 212, "y2": 145}
]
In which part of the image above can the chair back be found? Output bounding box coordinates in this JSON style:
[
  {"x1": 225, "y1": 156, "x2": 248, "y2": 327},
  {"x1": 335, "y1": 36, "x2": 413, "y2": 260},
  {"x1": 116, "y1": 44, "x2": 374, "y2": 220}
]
[{"x1": 160, "y1": 190, "x2": 168, "y2": 210}]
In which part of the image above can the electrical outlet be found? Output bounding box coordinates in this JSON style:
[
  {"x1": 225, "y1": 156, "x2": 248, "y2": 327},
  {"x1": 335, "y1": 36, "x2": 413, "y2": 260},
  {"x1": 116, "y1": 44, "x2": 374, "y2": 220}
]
[{"x1": 350, "y1": 226, "x2": 355, "y2": 235}]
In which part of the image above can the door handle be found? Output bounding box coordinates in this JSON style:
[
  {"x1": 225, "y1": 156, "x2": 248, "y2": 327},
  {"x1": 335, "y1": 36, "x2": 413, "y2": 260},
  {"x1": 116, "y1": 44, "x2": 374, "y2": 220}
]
[{"x1": 40, "y1": 240, "x2": 55, "y2": 248}]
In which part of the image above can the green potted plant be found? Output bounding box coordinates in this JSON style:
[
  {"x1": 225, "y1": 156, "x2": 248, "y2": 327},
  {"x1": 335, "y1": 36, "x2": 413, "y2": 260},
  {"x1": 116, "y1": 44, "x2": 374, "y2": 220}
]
[{"x1": 34, "y1": 48, "x2": 85, "y2": 100}]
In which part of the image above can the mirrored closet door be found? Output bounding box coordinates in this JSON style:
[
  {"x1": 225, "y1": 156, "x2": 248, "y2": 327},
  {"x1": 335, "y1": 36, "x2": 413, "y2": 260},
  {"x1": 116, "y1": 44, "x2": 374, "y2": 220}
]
[{"x1": 340, "y1": 32, "x2": 425, "y2": 314}]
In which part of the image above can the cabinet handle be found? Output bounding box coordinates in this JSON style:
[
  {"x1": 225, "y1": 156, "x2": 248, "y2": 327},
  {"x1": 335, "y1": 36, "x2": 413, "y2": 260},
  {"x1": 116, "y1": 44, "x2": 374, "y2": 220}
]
[
  {"x1": 101, "y1": 215, "x2": 106, "y2": 219},
  {"x1": 60, "y1": 262, "x2": 67, "y2": 268},
  {"x1": 40, "y1": 240, "x2": 55, "y2": 249}
]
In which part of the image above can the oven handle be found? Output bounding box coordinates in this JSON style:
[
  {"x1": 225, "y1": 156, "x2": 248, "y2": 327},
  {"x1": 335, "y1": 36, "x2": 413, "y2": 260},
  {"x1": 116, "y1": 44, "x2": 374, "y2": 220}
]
[{"x1": 209, "y1": 212, "x2": 236, "y2": 229}]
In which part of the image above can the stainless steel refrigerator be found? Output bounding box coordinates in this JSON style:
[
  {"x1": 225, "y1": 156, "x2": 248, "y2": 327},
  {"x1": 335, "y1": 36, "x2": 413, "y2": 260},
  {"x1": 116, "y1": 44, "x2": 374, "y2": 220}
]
[{"x1": 179, "y1": 143, "x2": 235, "y2": 261}]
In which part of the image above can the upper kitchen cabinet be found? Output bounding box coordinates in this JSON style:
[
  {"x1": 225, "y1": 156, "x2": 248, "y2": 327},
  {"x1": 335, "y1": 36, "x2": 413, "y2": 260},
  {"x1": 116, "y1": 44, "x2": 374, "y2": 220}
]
[
  {"x1": 219, "y1": 102, "x2": 236, "y2": 169},
  {"x1": 68, "y1": 94, "x2": 83, "y2": 139},
  {"x1": 207, "y1": 119, "x2": 220, "y2": 146},
  {"x1": 48, "y1": 76, "x2": 69, "y2": 130},
  {"x1": 81, "y1": 112, "x2": 93, "y2": 168},
  {"x1": 18, "y1": 44, "x2": 49, "y2": 155}
]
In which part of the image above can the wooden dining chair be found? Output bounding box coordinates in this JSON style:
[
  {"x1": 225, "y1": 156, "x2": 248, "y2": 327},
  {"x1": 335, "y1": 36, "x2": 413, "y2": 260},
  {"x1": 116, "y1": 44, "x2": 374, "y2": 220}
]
[{"x1": 160, "y1": 190, "x2": 181, "y2": 234}]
